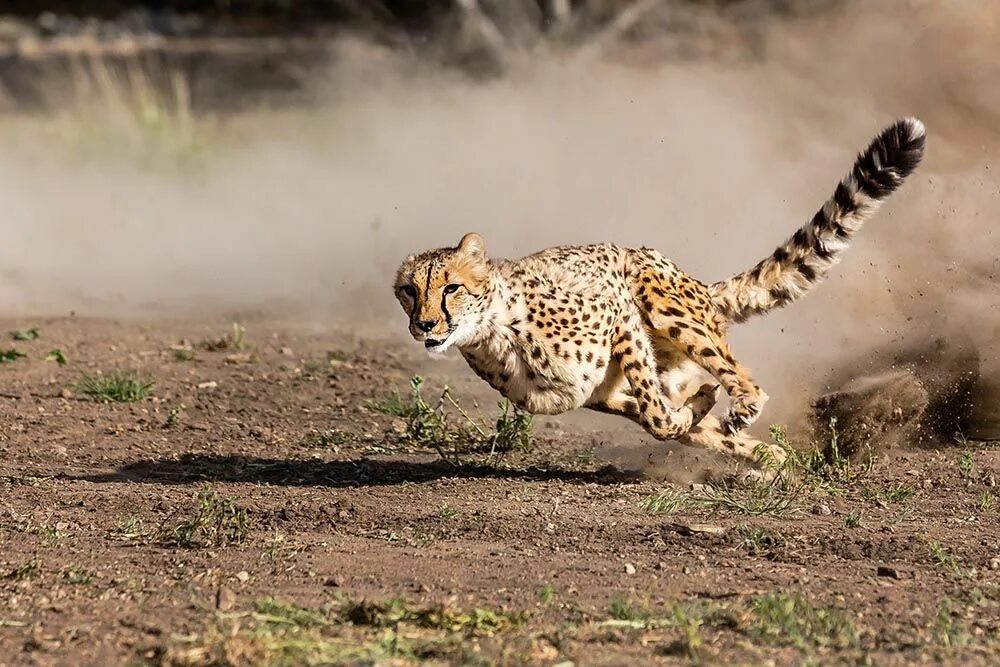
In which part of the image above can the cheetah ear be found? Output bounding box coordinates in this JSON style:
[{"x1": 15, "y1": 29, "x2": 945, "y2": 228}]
[{"x1": 457, "y1": 232, "x2": 486, "y2": 258}]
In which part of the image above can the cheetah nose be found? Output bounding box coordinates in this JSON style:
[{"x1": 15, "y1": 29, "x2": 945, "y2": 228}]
[{"x1": 415, "y1": 319, "x2": 438, "y2": 333}]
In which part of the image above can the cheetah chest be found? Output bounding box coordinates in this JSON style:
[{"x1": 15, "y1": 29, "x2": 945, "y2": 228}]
[{"x1": 459, "y1": 308, "x2": 616, "y2": 415}]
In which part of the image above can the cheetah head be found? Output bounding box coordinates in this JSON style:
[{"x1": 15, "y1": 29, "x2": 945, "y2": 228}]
[{"x1": 394, "y1": 232, "x2": 493, "y2": 355}]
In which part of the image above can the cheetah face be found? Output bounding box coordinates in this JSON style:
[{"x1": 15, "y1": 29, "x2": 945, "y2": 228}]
[{"x1": 394, "y1": 233, "x2": 491, "y2": 355}]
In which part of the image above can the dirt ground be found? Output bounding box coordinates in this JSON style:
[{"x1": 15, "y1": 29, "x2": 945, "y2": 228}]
[{"x1": 0, "y1": 314, "x2": 997, "y2": 666}]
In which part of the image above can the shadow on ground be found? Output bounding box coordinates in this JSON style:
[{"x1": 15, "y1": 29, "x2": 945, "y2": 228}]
[{"x1": 72, "y1": 454, "x2": 642, "y2": 487}]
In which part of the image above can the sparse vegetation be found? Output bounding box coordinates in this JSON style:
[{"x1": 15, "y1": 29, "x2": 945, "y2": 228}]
[
  {"x1": 340, "y1": 598, "x2": 525, "y2": 637},
  {"x1": 695, "y1": 477, "x2": 802, "y2": 516},
  {"x1": 42, "y1": 57, "x2": 206, "y2": 171},
  {"x1": 158, "y1": 487, "x2": 250, "y2": 548},
  {"x1": 0, "y1": 349, "x2": 26, "y2": 363},
  {"x1": 931, "y1": 598, "x2": 972, "y2": 650},
  {"x1": 929, "y1": 541, "x2": 965, "y2": 578},
  {"x1": 63, "y1": 566, "x2": 95, "y2": 585},
  {"x1": 10, "y1": 328, "x2": 39, "y2": 341},
  {"x1": 202, "y1": 322, "x2": 246, "y2": 351},
  {"x1": 957, "y1": 451, "x2": 975, "y2": 478},
  {"x1": 41, "y1": 523, "x2": 64, "y2": 545},
  {"x1": 306, "y1": 428, "x2": 354, "y2": 448},
  {"x1": 771, "y1": 420, "x2": 875, "y2": 492},
  {"x1": 4, "y1": 559, "x2": 40, "y2": 581},
  {"x1": 738, "y1": 524, "x2": 783, "y2": 554},
  {"x1": 111, "y1": 514, "x2": 146, "y2": 541},
  {"x1": 255, "y1": 597, "x2": 331, "y2": 629},
  {"x1": 436, "y1": 505, "x2": 459, "y2": 520},
  {"x1": 538, "y1": 585, "x2": 555, "y2": 605},
  {"x1": 979, "y1": 490, "x2": 996, "y2": 513},
  {"x1": 862, "y1": 482, "x2": 915, "y2": 504},
  {"x1": 45, "y1": 349, "x2": 68, "y2": 364},
  {"x1": 368, "y1": 376, "x2": 532, "y2": 465},
  {"x1": 641, "y1": 488, "x2": 689, "y2": 515},
  {"x1": 77, "y1": 371, "x2": 153, "y2": 402},
  {"x1": 749, "y1": 593, "x2": 859, "y2": 650},
  {"x1": 160, "y1": 595, "x2": 520, "y2": 665},
  {"x1": 844, "y1": 509, "x2": 863, "y2": 528},
  {"x1": 609, "y1": 594, "x2": 648, "y2": 622},
  {"x1": 164, "y1": 407, "x2": 181, "y2": 428}
]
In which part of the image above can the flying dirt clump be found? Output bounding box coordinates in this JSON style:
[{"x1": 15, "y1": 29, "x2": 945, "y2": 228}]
[{"x1": 810, "y1": 335, "x2": 982, "y2": 463}]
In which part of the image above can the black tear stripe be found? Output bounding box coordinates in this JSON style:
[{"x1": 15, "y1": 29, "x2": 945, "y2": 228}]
[
  {"x1": 407, "y1": 272, "x2": 420, "y2": 322},
  {"x1": 441, "y1": 291, "x2": 452, "y2": 328}
]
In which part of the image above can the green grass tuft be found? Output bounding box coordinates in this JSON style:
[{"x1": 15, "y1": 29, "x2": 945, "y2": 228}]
[
  {"x1": 44, "y1": 349, "x2": 68, "y2": 365},
  {"x1": 159, "y1": 487, "x2": 250, "y2": 548},
  {"x1": 254, "y1": 597, "x2": 331, "y2": 629},
  {"x1": 641, "y1": 489, "x2": 689, "y2": 515},
  {"x1": 749, "y1": 593, "x2": 859, "y2": 650},
  {"x1": 10, "y1": 328, "x2": 39, "y2": 341},
  {"x1": 694, "y1": 478, "x2": 802, "y2": 516},
  {"x1": 368, "y1": 376, "x2": 532, "y2": 465},
  {"x1": 4, "y1": 559, "x2": 40, "y2": 581},
  {"x1": 77, "y1": 371, "x2": 153, "y2": 402},
  {"x1": 0, "y1": 349, "x2": 26, "y2": 363},
  {"x1": 608, "y1": 594, "x2": 648, "y2": 622}
]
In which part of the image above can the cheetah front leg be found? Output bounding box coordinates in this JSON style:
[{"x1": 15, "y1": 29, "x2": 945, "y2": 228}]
[
  {"x1": 603, "y1": 320, "x2": 715, "y2": 440},
  {"x1": 658, "y1": 357, "x2": 786, "y2": 466}
]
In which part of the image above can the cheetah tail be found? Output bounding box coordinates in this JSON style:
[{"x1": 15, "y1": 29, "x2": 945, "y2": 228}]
[{"x1": 709, "y1": 117, "x2": 926, "y2": 324}]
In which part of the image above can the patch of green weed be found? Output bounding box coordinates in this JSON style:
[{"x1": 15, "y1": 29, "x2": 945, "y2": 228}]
[
  {"x1": 159, "y1": 487, "x2": 250, "y2": 548},
  {"x1": 77, "y1": 371, "x2": 153, "y2": 402},
  {"x1": 10, "y1": 328, "x2": 38, "y2": 341},
  {"x1": 749, "y1": 593, "x2": 858, "y2": 650}
]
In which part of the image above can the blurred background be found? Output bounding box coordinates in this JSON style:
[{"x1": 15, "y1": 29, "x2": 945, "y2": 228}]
[{"x1": 0, "y1": 0, "x2": 996, "y2": 424}]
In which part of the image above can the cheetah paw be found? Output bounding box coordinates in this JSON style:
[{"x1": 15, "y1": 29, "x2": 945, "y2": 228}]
[{"x1": 722, "y1": 394, "x2": 766, "y2": 435}]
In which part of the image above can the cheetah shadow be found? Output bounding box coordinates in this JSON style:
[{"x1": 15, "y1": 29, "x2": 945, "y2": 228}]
[{"x1": 76, "y1": 454, "x2": 642, "y2": 488}]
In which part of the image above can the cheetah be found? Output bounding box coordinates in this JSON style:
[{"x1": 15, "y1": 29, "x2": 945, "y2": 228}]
[{"x1": 393, "y1": 118, "x2": 925, "y2": 466}]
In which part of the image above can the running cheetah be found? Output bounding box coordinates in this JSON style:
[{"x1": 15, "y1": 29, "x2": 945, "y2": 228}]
[{"x1": 393, "y1": 118, "x2": 925, "y2": 465}]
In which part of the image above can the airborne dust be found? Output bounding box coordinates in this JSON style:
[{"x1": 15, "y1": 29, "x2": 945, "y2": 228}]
[{"x1": 0, "y1": 0, "x2": 996, "y2": 447}]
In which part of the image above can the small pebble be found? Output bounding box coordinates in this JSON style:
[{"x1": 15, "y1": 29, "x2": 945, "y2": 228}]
[
  {"x1": 812, "y1": 503, "x2": 832, "y2": 516},
  {"x1": 624, "y1": 563, "x2": 636, "y2": 575},
  {"x1": 235, "y1": 571, "x2": 250, "y2": 583},
  {"x1": 215, "y1": 587, "x2": 236, "y2": 611},
  {"x1": 989, "y1": 558, "x2": 1000, "y2": 571}
]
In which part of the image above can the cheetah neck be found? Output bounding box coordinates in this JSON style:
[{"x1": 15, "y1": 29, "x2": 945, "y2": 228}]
[
  {"x1": 462, "y1": 262, "x2": 520, "y2": 347},
  {"x1": 456, "y1": 261, "x2": 526, "y2": 365}
]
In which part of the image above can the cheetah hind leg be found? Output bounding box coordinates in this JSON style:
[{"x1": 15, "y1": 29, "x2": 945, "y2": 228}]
[{"x1": 661, "y1": 361, "x2": 787, "y2": 471}]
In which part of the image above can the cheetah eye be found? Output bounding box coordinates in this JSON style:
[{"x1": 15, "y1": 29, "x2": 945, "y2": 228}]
[
  {"x1": 399, "y1": 285, "x2": 416, "y2": 298},
  {"x1": 443, "y1": 284, "x2": 462, "y2": 295}
]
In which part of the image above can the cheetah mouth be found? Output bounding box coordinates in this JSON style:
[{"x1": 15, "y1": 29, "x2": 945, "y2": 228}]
[{"x1": 424, "y1": 338, "x2": 444, "y2": 349}]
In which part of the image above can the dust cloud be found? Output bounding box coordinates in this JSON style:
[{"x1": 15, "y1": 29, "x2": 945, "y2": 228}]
[{"x1": 0, "y1": 0, "x2": 996, "y2": 434}]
